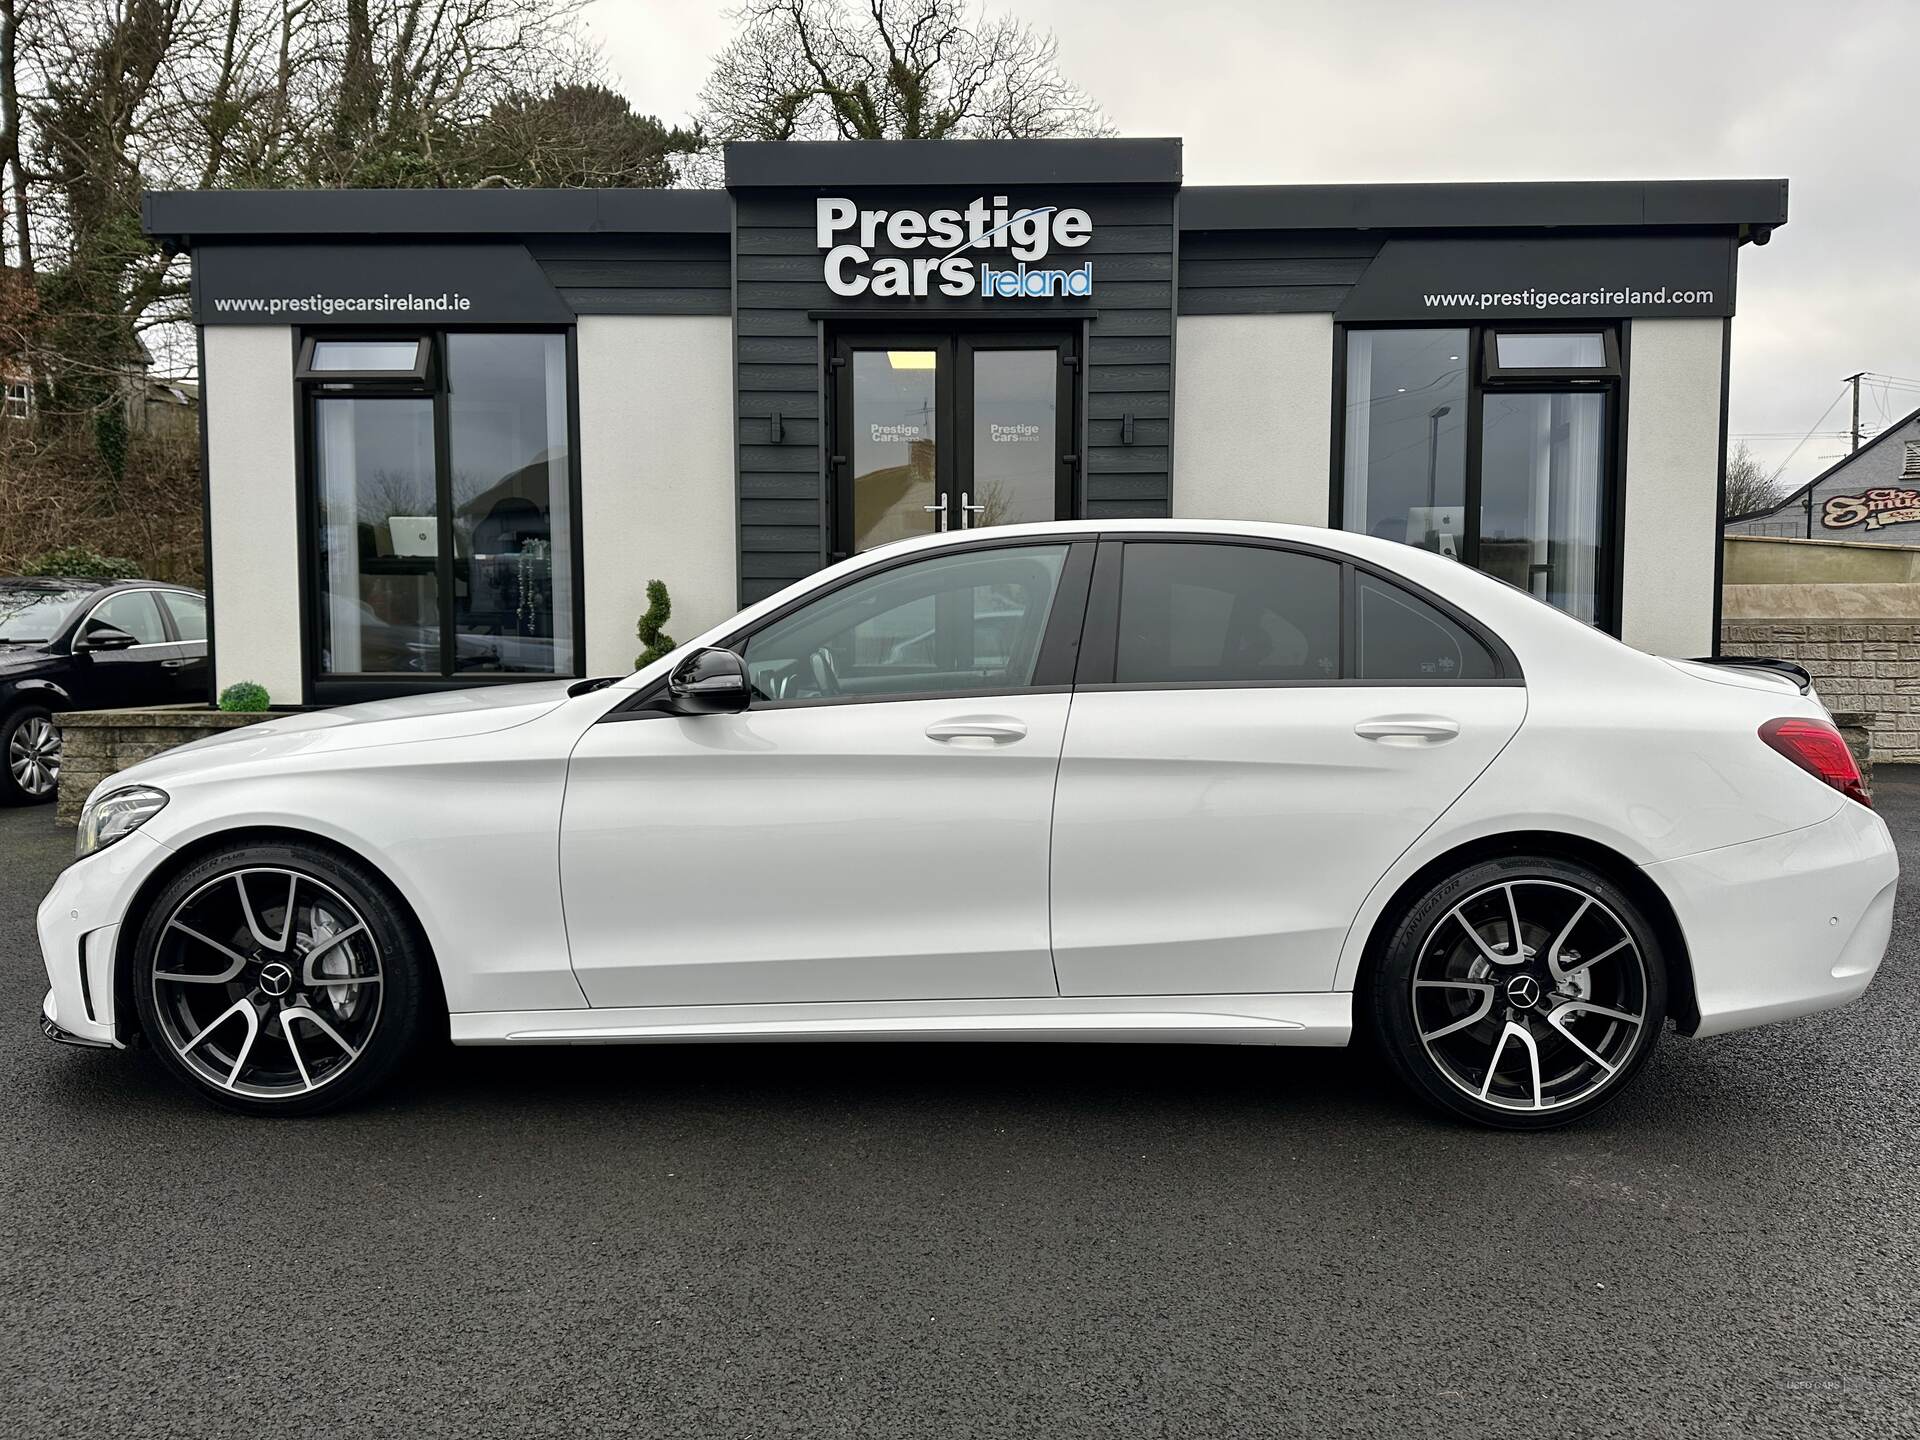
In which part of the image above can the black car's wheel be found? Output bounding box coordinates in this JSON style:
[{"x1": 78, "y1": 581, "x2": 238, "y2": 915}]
[
  {"x1": 1, "y1": 704, "x2": 60, "y2": 805},
  {"x1": 130, "y1": 840, "x2": 431, "y2": 1117},
  {"x1": 1366, "y1": 855, "x2": 1667, "y2": 1130}
]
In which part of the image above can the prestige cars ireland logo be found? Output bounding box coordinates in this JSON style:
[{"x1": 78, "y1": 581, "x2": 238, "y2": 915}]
[{"x1": 818, "y1": 196, "x2": 1094, "y2": 300}]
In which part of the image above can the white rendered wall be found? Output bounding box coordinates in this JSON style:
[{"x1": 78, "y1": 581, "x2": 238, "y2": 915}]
[
  {"x1": 1172, "y1": 313, "x2": 1333, "y2": 526},
  {"x1": 202, "y1": 326, "x2": 302, "y2": 701},
  {"x1": 1620, "y1": 319, "x2": 1727, "y2": 656},
  {"x1": 576, "y1": 315, "x2": 738, "y2": 674}
]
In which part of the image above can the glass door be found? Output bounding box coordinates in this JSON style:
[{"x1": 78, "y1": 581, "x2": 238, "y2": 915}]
[
  {"x1": 833, "y1": 330, "x2": 1076, "y2": 556},
  {"x1": 959, "y1": 336, "x2": 1074, "y2": 532}
]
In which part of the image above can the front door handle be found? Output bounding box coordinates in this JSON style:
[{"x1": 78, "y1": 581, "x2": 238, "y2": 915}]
[
  {"x1": 926, "y1": 716, "x2": 1028, "y2": 746},
  {"x1": 160, "y1": 658, "x2": 195, "y2": 669},
  {"x1": 922, "y1": 494, "x2": 950, "y2": 531},
  {"x1": 958, "y1": 491, "x2": 987, "y2": 527},
  {"x1": 1354, "y1": 715, "x2": 1460, "y2": 745}
]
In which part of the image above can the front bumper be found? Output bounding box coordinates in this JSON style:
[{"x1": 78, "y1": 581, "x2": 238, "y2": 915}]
[
  {"x1": 35, "y1": 830, "x2": 171, "y2": 1049},
  {"x1": 1645, "y1": 799, "x2": 1898, "y2": 1037}
]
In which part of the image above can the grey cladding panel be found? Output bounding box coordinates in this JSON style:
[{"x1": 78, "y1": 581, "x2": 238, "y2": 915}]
[
  {"x1": 733, "y1": 182, "x2": 1179, "y2": 605},
  {"x1": 1176, "y1": 231, "x2": 1382, "y2": 315}
]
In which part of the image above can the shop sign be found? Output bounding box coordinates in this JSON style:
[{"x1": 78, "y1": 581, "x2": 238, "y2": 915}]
[
  {"x1": 1822, "y1": 488, "x2": 1920, "y2": 532},
  {"x1": 818, "y1": 197, "x2": 1093, "y2": 300}
]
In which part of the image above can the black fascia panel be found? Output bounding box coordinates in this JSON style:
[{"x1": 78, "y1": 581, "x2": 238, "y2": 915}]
[{"x1": 1179, "y1": 179, "x2": 1789, "y2": 234}]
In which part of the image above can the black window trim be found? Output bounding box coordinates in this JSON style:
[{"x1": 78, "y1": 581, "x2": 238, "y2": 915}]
[
  {"x1": 604, "y1": 533, "x2": 1100, "y2": 721},
  {"x1": 1481, "y1": 327, "x2": 1621, "y2": 385},
  {"x1": 1072, "y1": 533, "x2": 1522, "y2": 691},
  {"x1": 294, "y1": 333, "x2": 433, "y2": 385},
  {"x1": 293, "y1": 325, "x2": 588, "y2": 705}
]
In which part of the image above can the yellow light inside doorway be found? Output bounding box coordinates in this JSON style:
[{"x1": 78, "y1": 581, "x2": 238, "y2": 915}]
[{"x1": 886, "y1": 351, "x2": 937, "y2": 370}]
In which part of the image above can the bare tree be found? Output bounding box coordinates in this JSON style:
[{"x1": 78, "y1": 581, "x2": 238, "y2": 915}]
[
  {"x1": 1725, "y1": 440, "x2": 1784, "y2": 519},
  {"x1": 698, "y1": 0, "x2": 1110, "y2": 145}
]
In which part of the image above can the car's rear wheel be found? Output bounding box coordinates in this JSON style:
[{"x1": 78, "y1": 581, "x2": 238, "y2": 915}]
[
  {"x1": 1, "y1": 705, "x2": 60, "y2": 805},
  {"x1": 1366, "y1": 855, "x2": 1666, "y2": 1130},
  {"x1": 130, "y1": 840, "x2": 430, "y2": 1116}
]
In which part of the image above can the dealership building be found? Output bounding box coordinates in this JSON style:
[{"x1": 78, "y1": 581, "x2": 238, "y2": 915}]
[{"x1": 142, "y1": 140, "x2": 1786, "y2": 704}]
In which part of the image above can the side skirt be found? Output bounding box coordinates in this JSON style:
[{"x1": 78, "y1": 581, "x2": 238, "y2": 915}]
[{"x1": 449, "y1": 993, "x2": 1353, "y2": 1047}]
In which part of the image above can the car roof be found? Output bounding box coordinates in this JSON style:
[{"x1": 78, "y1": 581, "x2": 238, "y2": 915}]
[{"x1": 0, "y1": 576, "x2": 200, "y2": 593}]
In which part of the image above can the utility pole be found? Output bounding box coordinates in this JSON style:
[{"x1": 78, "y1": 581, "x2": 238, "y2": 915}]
[{"x1": 1845, "y1": 372, "x2": 1866, "y2": 453}]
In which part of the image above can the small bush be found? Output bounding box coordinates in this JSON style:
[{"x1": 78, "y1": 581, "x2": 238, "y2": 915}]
[
  {"x1": 218, "y1": 681, "x2": 271, "y2": 713},
  {"x1": 635, "y1": 578, "x2": 677, "y2": 667},
  {"x1": 21, "y1": 545, "x2": 142, "y2": 580}
]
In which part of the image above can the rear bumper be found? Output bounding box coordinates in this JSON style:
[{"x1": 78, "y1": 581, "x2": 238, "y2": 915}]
[
  {"x1": 1645, "y1": 800, "x2": 1898, "y2": 1038},
  {"x1": 34, "y1": 830, "x2": 169, "y2": 1049}
]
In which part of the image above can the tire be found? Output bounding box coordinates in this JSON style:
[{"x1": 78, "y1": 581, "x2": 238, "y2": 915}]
[
  {"x1": 130, "y1": 839, "x2": 431, "y2": 1117},
  {"x1": 1, "y1": 704, "x2": 61, "y2": 806},
  {"x1": 1365, "y1": 855, "x2": 1667, "y2": 1130}
]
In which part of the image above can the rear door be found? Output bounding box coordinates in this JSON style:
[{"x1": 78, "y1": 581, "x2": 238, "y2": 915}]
[
  {"x1": 155, "y1": 590, "x2": 210, "y2": 703},
  {"x1": 1049, "y1": 539, "x2": 1527, "y2": 997}
]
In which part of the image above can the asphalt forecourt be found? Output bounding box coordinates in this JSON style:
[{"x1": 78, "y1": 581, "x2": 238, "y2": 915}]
[{"x1": 3, "y1": 781, "x2": 1915, "y2": 1435}]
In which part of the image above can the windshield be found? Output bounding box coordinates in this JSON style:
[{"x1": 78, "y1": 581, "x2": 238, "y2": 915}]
[{"x1": 0, "y1": 586, "x2": 91, "y2": 643}]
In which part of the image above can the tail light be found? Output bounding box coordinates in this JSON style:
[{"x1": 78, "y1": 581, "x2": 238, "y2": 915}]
[{"x1": 1759, "y1": 717, "x2": 1871, "y2": 808}]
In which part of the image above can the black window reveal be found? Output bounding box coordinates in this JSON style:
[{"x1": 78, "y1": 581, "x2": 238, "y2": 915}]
[{"x1": 300, "y1": 330, "x2": 580, "y2": 697}]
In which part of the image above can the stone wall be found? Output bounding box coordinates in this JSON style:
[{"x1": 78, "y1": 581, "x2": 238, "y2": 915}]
[
  {"x1": 54, "y1": 707, "x2": 275, "y2": 825},
  {"x1": 1720, "y1": 619, "x2": 1920, "y2": 764}
]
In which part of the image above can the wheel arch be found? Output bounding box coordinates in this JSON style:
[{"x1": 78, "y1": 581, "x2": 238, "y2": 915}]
[
  {"x1": 110, "y1": 824, "x2": 450, "y2": 1045},
  {"x1": 1351, "y1": 830, "x2": 1700, "y2": 1037}
]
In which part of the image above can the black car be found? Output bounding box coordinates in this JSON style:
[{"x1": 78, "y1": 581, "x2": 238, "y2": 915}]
[{"x1": 0, "y1": 577, "x2": 209, "y2": 805}]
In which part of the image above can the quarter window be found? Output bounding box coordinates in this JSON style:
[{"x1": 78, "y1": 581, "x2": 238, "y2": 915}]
[
  {"x1": 743, "y1": 544, "x2": 1070, "y2": 704},
  {"x1": 1353, "y1": 572, "x2": 1497, "y2": 681},
  {"x1": 1115, "y1": 543, "x2": 1340, "y2": 685}
]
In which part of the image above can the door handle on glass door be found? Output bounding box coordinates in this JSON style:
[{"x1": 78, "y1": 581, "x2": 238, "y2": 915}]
[
  {"x1": 922, "y1": 495, "x2": 950, "y2": 531},
  {"x1": 925, "y1": 717, "x2": 1028, "y2": 745},
  {"x1": 958, "y1": 491, "x2": 987, "y2": 527},
  {"x1": 1354, "y1": 716, "x2": 1460, "y2": 744}
]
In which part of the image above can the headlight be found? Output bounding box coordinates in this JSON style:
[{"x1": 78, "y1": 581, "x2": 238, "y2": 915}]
[{"x1": 75, "y1": 785, "x2": 168, "y2": 858}]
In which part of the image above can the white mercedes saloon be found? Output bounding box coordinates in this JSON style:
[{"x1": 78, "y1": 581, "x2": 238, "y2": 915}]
[{"x1": 37, "y1": 521, "x2": 1897, "y2": 1128}]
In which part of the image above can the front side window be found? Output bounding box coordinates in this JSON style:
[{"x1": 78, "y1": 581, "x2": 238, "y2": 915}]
[
  {"x1": 743, "y1": 544, "x2": 1070, "y2": 704},
  {"x1": 1115, "y1": 543, "x2": 1340, "y2": 685},
  {"x1": 307, "y1": 331, "x2": 576, "y2": 682},
  {"x1": 87, "y1": 591, "x2": 167, "y2": 645},
  {"x1": 1340, "y1": 325, "x2": 1618, "y2": 628}
]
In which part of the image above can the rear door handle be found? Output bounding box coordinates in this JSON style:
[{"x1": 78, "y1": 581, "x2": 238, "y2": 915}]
[
  {"x1": 161, "y1": 658, "x2": 195, "y2": 669},
  {"x1": 925, "y1": 716, "x2": 1028, "y2": 745},
  {"x1": 1354, "y1": 715, "x2": 1460, "y2": 745}
]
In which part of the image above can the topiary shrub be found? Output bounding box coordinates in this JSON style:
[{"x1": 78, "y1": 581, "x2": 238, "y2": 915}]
[
  {"x1": 21, "y1": 545, "x2": 142, "y2": 581},
  {"x1": 218, "y1": 681, "x2": 271, "y2": 713},
  {"x1": 635, "y1": 579, "x2": 677, "y2": 667}
]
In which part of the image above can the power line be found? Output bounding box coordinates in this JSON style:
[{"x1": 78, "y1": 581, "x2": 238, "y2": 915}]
[{"x1": 1763, "y1": 385, "x2": 1851, "y2": 483}]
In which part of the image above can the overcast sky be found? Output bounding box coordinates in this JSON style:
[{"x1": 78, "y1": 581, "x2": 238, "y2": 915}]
[{"x1": 585, "y1": 0, "x2": 1920, "y2": 488}]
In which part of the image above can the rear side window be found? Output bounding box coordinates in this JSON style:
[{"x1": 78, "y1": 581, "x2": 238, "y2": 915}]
[
  {"x1": 1115, "y1": 543, "x2": 1341, "y2": 685},
  {"x1": 1354, "y1": 572, "x2": 1498, "y2": 681},
  {"x1": 160, "y1": 592, "x2": 207, "y2": 642}
]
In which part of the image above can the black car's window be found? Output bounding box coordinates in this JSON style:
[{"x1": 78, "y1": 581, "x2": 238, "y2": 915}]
[
  {"x1": 86, "y1": 591, "x2": 167, "y2": 646},
  {"x1": 1115, "y1": 543, "x2": 1340, "y2": 685},
  {"x1": 1354, "y1": 572, "x2": 1498, "y2": 681},
  {"x1": 160, "y1": 592, "x2": 207, "y2": 643},
  {"x1": 0, "y1": 587, "x2": 90, "y2": 643},
  {"x1": 743, "y1": 544, "x2": 1070, "y2": 704}
]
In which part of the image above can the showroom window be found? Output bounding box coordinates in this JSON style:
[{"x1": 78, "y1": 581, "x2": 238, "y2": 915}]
[
  {"x1": 300, "y1": 331, "x2": 579, "y2": 695},
  {"x1": 1337, "y1": 326, "x2": 1620, "y2": 629}
]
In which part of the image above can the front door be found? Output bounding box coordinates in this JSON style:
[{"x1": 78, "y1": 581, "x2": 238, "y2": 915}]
[
  {"x1": 560, "y1": 538, "x2": 1094, "y2": 1010},
  {"x1": 67, "y1": 590, "x2": 183, "y2": 709},
  {"x1": 831, "y1": 331, "x2": 1075, "y2": 559}
]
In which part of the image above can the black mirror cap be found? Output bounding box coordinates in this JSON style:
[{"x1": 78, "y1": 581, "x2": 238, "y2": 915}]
[
  {"x1": 667, "y1": 647, "x2": 750, "y2": 714},
  {"x1": 77, "y1": 623, "x2": 140, "y2": 652}
]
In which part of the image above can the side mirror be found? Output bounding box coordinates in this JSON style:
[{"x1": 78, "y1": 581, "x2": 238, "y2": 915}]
[
  {"x1": 667, "y1": 647, "x2": 750, "y2": 715},
  {"x1": 76, "y1": 623, "x2": 139, "y2": 652}
]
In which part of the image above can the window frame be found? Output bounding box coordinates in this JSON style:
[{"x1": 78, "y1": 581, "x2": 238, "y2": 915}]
[
  {"x1": 1072, "y1": 535, "x2": 1521, "y2": 691},
  {"x1": 1330, "y1": 322, "x2": 1628, "y2": 636},
  {"x1": 294, "y1": 334, "x2": 433, "y2": 384},
  {"x1": 292, "y1": 326, "x2": 586, "y2": 706}
]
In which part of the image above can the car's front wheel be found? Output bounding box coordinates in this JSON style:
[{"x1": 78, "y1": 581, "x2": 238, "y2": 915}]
[
  {"x1": 1, "y1": 704, "x2": 61, "y2": 805},
  {"x1": 131, "y1": 840, "x2": 431, "y2": 1116},
  {"x1": 1366, "y1": 855, "x2": 1667, "y2": 1129}
]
